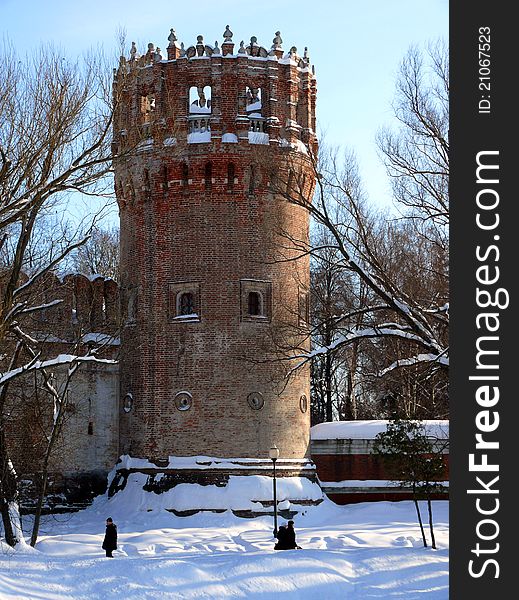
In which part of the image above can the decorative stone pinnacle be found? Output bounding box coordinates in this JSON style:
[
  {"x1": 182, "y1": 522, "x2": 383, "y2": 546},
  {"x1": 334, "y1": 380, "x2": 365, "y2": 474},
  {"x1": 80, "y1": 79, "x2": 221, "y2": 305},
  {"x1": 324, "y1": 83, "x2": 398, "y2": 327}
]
[
  {"x1": 168, "y1": 29, "x2": 178, "y2": 46},
  {"x1": 196, "y1": 35, "x2": 204, "y2": 44},
  {"x1": 223, "y1": 25, "x2": 233, "y2": 42},
  {"x1": 148, "y1": 43, "x2": 155, "y2": 51},
  {"x1": 214, "y1": 41, "x2": 220, "y2": 54},
  {"x1": 250, "y1": 36, "x2": 258, "y2": 46},
  {"x1": 238, "y1": 40, "x2": 246, "y2": 54},
  {"x1": 272, "y1": 31, "x2": 283, "y2": 48},
  {"x1": 154, "y1": 48, "x2": 162, "y2": 62},
  {"x1": 130, "y1": 41, "x2": 137, "y2": 59},
  {"x1": 180, "y1": 42, "x2": 186, "y2": 57}
]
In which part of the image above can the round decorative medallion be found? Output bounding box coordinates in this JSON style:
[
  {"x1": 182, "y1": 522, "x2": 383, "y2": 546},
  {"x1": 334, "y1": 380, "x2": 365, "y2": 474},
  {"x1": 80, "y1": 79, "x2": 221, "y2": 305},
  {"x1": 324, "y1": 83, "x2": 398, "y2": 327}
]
[
  {"x1": 175, "y1": 391, "x2": 193, "y2": 411},
  {"x1": 247, "y1": 392, "x2": 265, "y2": 410},
  {"x1": 122, "y1": 393, "x2": 133, "y2": 413},
  {"x1": 299, "y1": 394, "x2": 308, "y2": 413}
]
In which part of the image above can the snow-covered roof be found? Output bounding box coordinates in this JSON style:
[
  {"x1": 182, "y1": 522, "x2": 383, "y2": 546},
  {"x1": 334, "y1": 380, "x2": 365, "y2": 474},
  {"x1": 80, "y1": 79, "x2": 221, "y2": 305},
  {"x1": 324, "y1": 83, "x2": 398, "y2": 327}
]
[
  {"x1": 311, "y1": 420, "x2": 449, "y2": 441},
  {"x1": 117, "y1": 455, "x2": 315, "y2": 471},
  {"x1": 81, "y1": 333, "x2": 120, "y2": 346},
  {"x1": 319, "y1": 479, "x2": 449, "y2": 489}
]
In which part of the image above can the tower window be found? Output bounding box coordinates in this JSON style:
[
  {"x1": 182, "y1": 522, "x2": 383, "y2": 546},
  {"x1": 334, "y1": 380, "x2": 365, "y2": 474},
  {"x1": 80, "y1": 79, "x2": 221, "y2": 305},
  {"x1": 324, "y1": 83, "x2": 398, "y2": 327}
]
[
  {"x1": 189, "y1": 86, "x2": 212, "y2": 114},
  {"x1": 248, "y1": 291, "x2": 262, "y2": 316},
  {"x1": 204, "y1": 162, "x2": 212, "y2": 191},
  {"x1": 123, "y1": 393, "x2": 134, "y2": 413},
  {"x1": 241, "y1": 280, "x2": 271, "y2": 322},
  {"x1": 227, "y1": 163, "x2": 235, "y2": 191},
  {"x1": 141, "y1": 94, "x2": 156, "y2": 123},
  {"x1": 247, "y1": 392, "x2": 265, "y2": 411},
  {"x1": 182, "y1": 163, "x2": 189, "y2": 187},
  {"x1": 174, "y1": 391, "x2": 193, "y2": 411},
  {"x1": 246, "y1": 86, "x2": 262, "y2": 112},
  {"x1": 246, "y1": 87, "x2": 266, "y2": 143},
  {"x1": 162, "y1": 165, "x2": 168, "y2": 193},
  {"x1": 143, "y1": 169, "x2": 151, "y2": 199},
  {"x1": 178, "y1": 292, "x2": 195, "y2": 316},
  {"x1": 168, "y1": 282, "x2": 201, "y2": 322},
  {"x1": 248, "y1": 166, "x2": 257, "y2": 195},
  {"x1": 188, "y1": 87, "x2": 211, "y2": 142}
]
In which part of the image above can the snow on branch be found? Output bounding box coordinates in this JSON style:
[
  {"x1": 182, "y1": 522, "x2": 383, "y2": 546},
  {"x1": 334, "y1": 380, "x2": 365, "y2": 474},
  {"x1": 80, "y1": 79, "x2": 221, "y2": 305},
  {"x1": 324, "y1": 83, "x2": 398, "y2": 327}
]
[
  {"x1": 288, "y1": 326, "x2": 436, "y2": 377},
  {"x1": 0, "y1": 354, "x2": 117, "y2": 386},
  {"x1": 13, "y1": 236, "x2": 90, "y2": 299},
  {"x1": 377, "y1": 352, "x2": 449, "y2": 377},
  {"x1": 4, "y1": 299, "x2": 64, "y2": 323}
]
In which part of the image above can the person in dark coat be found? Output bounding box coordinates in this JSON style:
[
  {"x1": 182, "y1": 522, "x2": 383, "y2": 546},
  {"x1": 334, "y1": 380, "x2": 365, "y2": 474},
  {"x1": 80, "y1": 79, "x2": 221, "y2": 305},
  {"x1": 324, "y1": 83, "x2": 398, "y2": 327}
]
[
  {"x1": 274, "y1": 521, "x2": 302, "y2": 550},
  {"x1": 102, "y1": 517, "x2": 117, "y2": 557},
  {"x1": 285, "y1": 520, "x2": 301, "y2": 549},
  {"x1": 274, "y1": 524, "x2": 288, "y2": 550}
]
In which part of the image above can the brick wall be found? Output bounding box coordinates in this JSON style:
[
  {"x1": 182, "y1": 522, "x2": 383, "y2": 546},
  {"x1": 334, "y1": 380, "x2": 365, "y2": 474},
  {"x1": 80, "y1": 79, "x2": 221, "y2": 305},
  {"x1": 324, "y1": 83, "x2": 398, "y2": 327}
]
[
  {"x1": 114, "y1": 31, "x2": 317, "y2": 461},
  {"x1": 311, "y1": 434, "x2": 449, "y2": 504}
]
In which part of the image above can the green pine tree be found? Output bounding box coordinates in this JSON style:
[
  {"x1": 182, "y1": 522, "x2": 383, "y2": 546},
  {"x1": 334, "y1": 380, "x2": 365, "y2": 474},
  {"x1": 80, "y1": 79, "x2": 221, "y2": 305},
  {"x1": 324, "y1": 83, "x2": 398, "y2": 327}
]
[{"x1": 373, "y1": 419, "x2": 447, "y2": 549}]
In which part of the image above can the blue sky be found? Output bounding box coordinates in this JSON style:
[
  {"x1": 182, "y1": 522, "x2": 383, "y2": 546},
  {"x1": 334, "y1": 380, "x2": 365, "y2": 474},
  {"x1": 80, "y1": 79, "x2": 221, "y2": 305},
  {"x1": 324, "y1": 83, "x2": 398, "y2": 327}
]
[{"x1": 1, "y1": 0, "x2": 448, "y2": 213}]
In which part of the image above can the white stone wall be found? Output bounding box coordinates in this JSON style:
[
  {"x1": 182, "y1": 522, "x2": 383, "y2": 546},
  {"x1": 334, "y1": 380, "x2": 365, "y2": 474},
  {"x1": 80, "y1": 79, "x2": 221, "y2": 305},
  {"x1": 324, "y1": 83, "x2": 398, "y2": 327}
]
[{"x1": 49, "y1": 362, "x2": 120, "y2": 475}]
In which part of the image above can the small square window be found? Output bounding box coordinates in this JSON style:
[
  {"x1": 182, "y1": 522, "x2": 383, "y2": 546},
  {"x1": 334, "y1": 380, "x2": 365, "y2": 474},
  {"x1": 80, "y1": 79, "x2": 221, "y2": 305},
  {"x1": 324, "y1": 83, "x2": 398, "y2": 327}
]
[
  {"x1": 241, "y1": 280, "x2": 271, "y2": 322},
  {"x1": 168, "y1": 282, "x2": 201, "y2": 322}
]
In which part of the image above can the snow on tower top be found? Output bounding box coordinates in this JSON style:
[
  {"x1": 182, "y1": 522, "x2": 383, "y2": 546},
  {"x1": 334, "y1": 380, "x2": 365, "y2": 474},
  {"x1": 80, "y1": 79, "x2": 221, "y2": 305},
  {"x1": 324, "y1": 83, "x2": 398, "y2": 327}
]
[
  {"x1": 114, "y1": 26, "x2": 317, "y2": 155},
  {"x1": 126, "y1": 29, "x2": 311, "y2": 68}
]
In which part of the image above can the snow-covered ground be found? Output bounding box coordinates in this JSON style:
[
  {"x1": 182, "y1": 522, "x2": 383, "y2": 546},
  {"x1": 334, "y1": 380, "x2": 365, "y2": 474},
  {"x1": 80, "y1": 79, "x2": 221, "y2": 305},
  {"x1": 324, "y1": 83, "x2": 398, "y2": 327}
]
[{"x1": 0, "y1": 487, "x2": 448, "y2": 600}]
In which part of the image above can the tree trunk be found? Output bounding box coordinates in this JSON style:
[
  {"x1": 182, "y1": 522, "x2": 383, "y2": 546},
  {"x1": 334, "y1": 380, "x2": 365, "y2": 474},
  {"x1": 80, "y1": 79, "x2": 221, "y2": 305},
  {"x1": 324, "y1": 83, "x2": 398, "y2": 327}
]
[
  {"x1": 325, "y1": 351, "x2": 333, "y2": 421},
  {"x1": 413, "y1": 491, "x2": 427, "y2": 547},
  {"x1": 30, "y1": 363, "x2": 78, "y2": 546},
  {"x1": 30, "y1": 471, "x2": 48, "y2": 547},
  {"x1": 0, "y1": 498, "x2": 16, "y2": 546},
  {"x1": 0, "y1": 429, "x2": 23, "y2": 546},
  {"x1": 427, "y1": 497, "x2": 436, "y2": 549}
]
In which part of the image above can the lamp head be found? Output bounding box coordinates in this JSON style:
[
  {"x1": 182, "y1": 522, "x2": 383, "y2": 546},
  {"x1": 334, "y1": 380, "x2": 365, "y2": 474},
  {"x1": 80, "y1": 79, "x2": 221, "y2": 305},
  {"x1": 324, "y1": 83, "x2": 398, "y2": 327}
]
[{"x1": 269, "y1": 445, "x2": 280, "y2": 461}]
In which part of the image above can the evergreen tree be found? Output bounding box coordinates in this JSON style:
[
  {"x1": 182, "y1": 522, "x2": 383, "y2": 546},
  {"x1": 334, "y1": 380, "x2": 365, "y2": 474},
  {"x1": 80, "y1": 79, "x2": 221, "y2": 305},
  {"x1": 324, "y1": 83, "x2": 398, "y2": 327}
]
[{"x1": 373, "y1": 419, "x2": 447, "y2": 549}]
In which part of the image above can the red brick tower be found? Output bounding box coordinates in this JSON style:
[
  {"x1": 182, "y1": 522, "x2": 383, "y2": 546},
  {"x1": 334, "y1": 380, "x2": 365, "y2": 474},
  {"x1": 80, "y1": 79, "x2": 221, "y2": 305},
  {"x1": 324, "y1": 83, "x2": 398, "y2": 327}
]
[{"x1": 113, "y1": 27, "x2": 317, "y2": 467}]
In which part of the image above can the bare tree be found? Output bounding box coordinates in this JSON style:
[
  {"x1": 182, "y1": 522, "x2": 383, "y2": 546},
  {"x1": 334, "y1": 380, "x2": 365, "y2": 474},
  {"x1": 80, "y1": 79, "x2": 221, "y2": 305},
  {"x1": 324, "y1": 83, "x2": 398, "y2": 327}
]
[
  {"x1": 263, "y1": 41, "x2": 448, "y2": 416},
  {"x1": 71, "y1": 225, "x2": 119, "y2": 281},
  {"x1": 28, "y1": 348, "x2": 115, "y2": 547},
  {"x1": 0, "y1": 41, "x2": 123, "y2": 546},
  {"x1": 377, "y1": 40, "x2": 449, "y2": 236},
  {"x1": 310, "y1": 222, "x2": 369, "y2": 423}
]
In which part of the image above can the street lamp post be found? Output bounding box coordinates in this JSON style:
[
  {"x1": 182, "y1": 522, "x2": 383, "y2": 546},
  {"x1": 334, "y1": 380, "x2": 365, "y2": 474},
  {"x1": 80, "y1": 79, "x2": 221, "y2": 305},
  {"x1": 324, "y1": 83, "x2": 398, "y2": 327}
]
[{"x1": 269, "y1": 445, "x2": 280, "y2": 536}]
